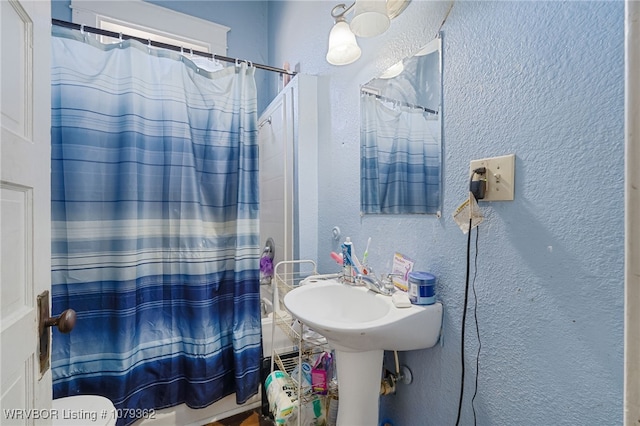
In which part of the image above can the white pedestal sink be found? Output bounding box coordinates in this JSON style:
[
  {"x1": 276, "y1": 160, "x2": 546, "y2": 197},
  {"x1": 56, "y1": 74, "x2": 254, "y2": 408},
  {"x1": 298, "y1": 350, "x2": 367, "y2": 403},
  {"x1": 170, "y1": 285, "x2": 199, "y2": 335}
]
[{"x1": 283, "y1": 278, "x2": 443, "y2": 426}]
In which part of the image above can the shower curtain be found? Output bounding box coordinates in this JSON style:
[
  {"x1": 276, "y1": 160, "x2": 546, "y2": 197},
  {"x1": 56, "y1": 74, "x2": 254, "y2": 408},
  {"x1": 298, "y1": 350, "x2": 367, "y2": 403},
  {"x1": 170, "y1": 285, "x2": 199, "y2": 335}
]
[
  {"x1": 50, "y1": 26, "x2": 261, "y2": 424},
  {"x1": 360, "y1": 93, "x2": 441, "y2": 214}
]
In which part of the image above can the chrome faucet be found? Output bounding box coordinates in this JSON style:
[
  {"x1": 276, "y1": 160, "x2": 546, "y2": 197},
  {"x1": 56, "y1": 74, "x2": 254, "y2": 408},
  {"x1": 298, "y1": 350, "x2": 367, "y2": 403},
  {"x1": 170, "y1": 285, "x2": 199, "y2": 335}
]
[{"x1": 356, "y1": 270, "x2": 396, "y2": 296}]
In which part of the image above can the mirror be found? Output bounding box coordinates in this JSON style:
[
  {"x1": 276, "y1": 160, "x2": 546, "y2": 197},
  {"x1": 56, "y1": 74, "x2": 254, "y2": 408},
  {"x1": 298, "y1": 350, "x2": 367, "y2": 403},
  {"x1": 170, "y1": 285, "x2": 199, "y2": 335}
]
[{"x1": 360, "y1": 36, "x2": 442, "y2": 215}]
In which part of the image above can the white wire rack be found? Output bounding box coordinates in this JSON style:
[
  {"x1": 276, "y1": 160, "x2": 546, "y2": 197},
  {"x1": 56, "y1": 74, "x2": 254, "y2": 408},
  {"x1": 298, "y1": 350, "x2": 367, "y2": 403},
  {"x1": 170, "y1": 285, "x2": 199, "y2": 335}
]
[{"x1": 268, "y1": 260, "x2": 339, "y2": 425}]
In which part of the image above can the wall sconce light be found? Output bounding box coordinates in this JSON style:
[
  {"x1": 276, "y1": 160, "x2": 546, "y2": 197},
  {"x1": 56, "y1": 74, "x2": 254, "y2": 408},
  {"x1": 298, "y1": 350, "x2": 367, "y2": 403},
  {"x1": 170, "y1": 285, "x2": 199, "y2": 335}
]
[{"x1": 326, "y1": 0, "x2": 411, "y2": 66}]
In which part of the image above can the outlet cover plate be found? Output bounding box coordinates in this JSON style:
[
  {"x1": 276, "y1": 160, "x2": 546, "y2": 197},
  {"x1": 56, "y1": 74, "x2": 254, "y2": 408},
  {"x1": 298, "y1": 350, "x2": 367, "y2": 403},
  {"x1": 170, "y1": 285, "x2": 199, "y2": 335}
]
[{"x1": 469, "y1": 154, "x2": 515, "y2": 201}]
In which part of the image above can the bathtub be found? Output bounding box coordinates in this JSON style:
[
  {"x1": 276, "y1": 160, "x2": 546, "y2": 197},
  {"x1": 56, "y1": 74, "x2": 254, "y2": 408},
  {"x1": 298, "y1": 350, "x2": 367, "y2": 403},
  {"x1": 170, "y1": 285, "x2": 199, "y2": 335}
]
[{"x1": 134, "y1": 286, "x2": 292, "y2": 426}]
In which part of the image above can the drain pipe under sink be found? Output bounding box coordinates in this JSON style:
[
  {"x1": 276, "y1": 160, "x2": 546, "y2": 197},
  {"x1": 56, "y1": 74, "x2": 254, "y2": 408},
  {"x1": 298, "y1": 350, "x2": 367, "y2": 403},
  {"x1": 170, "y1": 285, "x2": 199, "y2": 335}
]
[{"x1": 380, "y1": 351, "x2": 413, "y2": 396}]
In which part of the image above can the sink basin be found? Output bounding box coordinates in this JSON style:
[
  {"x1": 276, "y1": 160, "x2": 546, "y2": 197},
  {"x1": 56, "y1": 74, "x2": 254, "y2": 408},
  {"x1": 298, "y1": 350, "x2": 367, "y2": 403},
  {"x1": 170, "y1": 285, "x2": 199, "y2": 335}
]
[
  {"x1": 283, "y1": 278, "x2": 442, "y2": 352},
  {"x1": 283, "y1": 278, "x2": 443, "y2": 426}
]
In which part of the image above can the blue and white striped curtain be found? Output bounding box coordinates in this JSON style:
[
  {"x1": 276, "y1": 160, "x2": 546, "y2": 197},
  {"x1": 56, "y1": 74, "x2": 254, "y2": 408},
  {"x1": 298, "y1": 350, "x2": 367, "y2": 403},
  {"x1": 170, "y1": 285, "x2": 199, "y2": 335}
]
[
  {"x1": 360, "y1": 93, "x2": 441, "y2": 214},
  {"x1": 51, "y1": 26, "x2": 261, "y2": 425}
]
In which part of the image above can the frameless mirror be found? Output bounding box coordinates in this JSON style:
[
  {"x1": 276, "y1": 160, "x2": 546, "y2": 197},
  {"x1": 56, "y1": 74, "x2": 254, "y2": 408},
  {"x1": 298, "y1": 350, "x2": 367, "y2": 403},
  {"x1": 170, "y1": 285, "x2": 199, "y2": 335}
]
[{"x1": 360, "y1": 36, "x2": 442, "y2": 215}]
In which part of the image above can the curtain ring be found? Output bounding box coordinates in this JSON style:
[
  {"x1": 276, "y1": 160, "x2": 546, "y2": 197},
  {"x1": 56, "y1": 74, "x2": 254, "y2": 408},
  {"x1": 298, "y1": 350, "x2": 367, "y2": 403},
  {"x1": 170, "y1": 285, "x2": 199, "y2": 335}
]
[
  {"x1": 80, "y1": 24, "x2": 85, "y2": 35},
  {"x1": 235, "y1": 58, "x2": 241, "y2": 69},
  {"x1": 148, "y1": 39, "x2": 151, "y2": 47},
  {"x1": 180, "y1": 46, "x2": 184, "y2": 55},
  {"x1": 190, "y1": 48, "x2": 193, "y2": 57},
  {"x1": 248, "y1": 61, "x2": 253, "y2": 68}
]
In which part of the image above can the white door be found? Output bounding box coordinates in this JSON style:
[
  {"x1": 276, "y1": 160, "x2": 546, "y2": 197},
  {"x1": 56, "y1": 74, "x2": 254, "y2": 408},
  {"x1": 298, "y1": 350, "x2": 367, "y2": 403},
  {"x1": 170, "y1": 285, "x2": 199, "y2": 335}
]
[{"x1": 1, "y1": 0, "x2": 52, "y2": 424}]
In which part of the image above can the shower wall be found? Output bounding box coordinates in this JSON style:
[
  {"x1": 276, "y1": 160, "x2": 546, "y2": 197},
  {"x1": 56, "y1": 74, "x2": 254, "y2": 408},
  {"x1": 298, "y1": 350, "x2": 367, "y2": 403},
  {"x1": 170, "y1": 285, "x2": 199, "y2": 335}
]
[
  {"x1": 259, "y1": 74, "x2": 321, "y2": 272},
  {"x1": 259, "y1": 90, "x2": 294, "y2": 273}
]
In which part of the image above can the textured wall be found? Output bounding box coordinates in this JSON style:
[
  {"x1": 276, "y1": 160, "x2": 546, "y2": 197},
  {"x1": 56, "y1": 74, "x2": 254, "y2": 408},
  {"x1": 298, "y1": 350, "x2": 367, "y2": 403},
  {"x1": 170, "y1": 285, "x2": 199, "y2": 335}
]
[{"x1": 268, "y1": 1, "x2": 624, "y2": 425}]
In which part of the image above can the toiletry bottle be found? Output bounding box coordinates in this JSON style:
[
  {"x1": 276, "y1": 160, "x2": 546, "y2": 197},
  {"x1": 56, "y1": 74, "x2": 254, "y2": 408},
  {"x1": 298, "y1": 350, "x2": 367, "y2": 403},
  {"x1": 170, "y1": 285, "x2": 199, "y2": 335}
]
[{"x1": 342, "y1": 237, "x2": 354, "y2": 283}]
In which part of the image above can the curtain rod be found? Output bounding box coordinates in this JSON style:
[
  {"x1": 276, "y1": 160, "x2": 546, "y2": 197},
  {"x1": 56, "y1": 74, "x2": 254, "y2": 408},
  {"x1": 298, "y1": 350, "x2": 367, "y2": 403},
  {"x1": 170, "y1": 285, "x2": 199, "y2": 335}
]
[
  {"x1": 362, "y1": 91, "x2": 439, "y2": 115},
  {"x1": 51, "y1": 19, "x2": 296, "y2": 76}
]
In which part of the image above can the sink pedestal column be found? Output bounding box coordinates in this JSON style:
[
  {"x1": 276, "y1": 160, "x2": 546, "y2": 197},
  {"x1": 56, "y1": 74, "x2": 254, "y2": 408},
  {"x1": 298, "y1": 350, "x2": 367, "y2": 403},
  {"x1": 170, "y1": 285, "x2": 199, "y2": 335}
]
[{"x1": 334, "y1": 349, "x2": 383, "y2": 426}]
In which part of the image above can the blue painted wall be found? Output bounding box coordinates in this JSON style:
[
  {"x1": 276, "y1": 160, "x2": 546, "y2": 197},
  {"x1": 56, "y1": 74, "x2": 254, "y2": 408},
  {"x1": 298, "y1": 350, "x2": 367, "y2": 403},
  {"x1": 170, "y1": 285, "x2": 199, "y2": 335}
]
[
  {"x1": 268, "y1": 1, "x2": 624, "y2": 425},
  {"x1": 51, "y1": 0, "x2": 71, "y2": 22}
]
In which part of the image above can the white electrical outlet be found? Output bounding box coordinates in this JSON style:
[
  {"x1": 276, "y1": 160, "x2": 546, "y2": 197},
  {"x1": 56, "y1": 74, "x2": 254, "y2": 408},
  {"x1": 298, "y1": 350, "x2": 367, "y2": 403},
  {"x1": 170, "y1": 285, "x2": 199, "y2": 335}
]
[{"x1": 469, "y1": 154, "x2": 515, "y2": 201}]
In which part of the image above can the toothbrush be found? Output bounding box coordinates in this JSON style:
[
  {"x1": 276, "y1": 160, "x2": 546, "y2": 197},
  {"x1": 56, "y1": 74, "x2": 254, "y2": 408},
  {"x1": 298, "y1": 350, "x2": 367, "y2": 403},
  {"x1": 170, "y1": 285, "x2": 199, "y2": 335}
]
[
  {"x1": 362, "y1": 237, "x2": 371, "y2": 265},
  {"x1": 352, "y1": 252, "x2": 363, "y2": 271},
  {"x1": 344, "y1": 251, "x2": 361, "y2": 276}
]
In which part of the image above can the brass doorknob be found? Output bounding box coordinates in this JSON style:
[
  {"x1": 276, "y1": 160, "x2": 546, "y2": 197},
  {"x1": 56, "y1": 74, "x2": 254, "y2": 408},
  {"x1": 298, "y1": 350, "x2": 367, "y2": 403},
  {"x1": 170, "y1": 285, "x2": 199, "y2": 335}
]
[{"x1": 44, "y1": 309, "x2": 76, "y2": 333}]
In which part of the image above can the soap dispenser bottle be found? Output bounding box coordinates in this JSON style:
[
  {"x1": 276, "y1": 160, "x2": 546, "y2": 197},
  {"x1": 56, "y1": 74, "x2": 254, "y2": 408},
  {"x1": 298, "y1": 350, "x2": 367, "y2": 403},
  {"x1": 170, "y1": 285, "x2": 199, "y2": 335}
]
[{"x1": 342, "y1": 237, "x2": 354, "y2": 283}]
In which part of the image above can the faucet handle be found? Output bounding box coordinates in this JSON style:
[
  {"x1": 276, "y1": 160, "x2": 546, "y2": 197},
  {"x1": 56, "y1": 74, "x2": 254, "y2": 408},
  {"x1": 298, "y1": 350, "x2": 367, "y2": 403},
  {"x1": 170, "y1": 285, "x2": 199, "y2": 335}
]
[
  {"x1": 385, "y1": 273, "x2": 403, "y2": 279},
  {"x1": 360, "y1": 267, "x2": 377, "y2": 280},
  {"x1": 382, "y1": 273, "x2": 403, "y2": 291}
]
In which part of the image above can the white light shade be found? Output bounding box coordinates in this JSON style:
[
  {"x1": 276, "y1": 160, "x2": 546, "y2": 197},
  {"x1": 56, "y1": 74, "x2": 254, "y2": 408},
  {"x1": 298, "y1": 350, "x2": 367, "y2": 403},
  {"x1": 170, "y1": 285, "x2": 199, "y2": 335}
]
[
  {"x1": 326, "y1": 20, "x2": 362, "y2": 65},
  {"x1": 350, "y1": 0, "x2": 390, "y2": 38}
]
